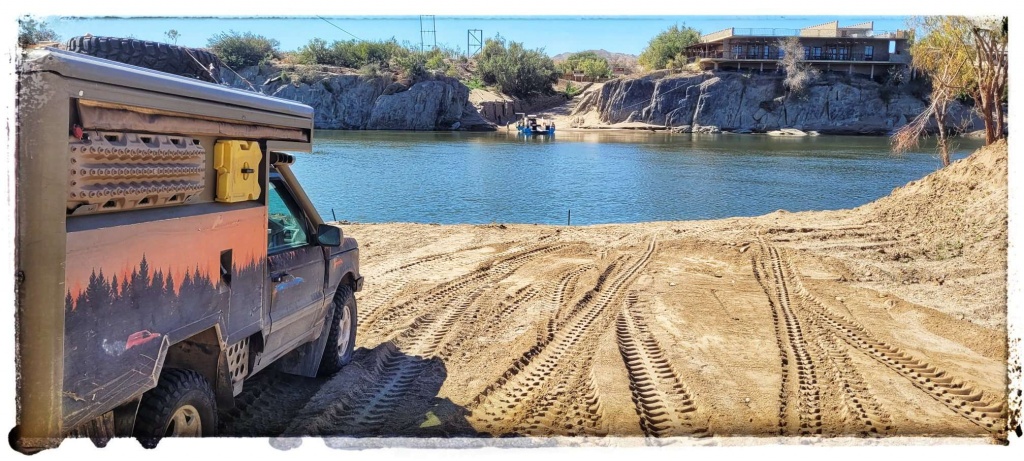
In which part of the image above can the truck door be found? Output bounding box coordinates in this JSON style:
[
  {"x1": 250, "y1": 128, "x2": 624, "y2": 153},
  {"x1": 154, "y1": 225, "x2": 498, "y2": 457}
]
[{"x1": 262, "y1": 179, "x2": 327, "y2": 355}]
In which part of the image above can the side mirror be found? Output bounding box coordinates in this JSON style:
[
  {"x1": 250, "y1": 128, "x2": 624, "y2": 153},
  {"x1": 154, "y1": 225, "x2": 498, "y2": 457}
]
[{"x1": 316, "y1": 224, "x2": 342, "y2": 247}]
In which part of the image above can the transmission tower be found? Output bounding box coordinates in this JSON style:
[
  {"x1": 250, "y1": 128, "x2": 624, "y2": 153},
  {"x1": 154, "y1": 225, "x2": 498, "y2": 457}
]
[
  {"x1": 420, "y1": 15, "x2": 437, "y2": 52},
  {"x1": 467, "y1": 29, "x2": 483, "y2": 57}
]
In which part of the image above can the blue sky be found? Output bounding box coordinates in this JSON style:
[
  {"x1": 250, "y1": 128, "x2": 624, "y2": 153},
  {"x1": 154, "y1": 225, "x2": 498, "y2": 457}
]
[{"x1": 43, "y1": 16, "x2": 911, "y2": 57}]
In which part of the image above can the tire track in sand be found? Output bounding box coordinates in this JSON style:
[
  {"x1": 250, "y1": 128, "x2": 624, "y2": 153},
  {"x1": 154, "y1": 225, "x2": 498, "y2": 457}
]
[
  {"x1": 760, "y1": 238, "x2": 893, "y2": 436},
  {"x1": 616, "y1": 291, "x2": 708, "y2": 437},
  {"x1": 468, "y1": 237, "x2": 657, "y2": 435},
  {"x1": 778, "y1": 252, "x2": 1006, "y2": 433},
  {"x1": 756, "y1": 235, "x2": 1004, "y2": 434},
  {"x1": 753, "y1": 235, "x2": 823, "y2": 435},
  {"x1": 359, "y1": 243, "x2": 525, "y2": 336},
  {"x1": 284, "y1": 244, "x2": 565, "y2": 436}
]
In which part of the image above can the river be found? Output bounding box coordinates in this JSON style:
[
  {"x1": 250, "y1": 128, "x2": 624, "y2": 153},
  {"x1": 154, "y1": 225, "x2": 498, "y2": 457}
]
[{"x1": 290, "y1": 131, "x2": 982, "y2": 225}]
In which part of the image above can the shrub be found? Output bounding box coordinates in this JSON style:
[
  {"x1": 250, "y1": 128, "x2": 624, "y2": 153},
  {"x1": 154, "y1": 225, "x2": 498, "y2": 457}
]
[
  {"x1": 18, "y1": 16, "x2": 59, "y2": 48},
  {"x1": 564, "y1": 81, "x2": 582, "y2": 98},
  {"x1": 475, "y1": 36, "x2": 558, "y2": 97},
  {"x1": 207, "y1": 31, "x2": 279, "y2": 68},
  {"x1": 391, "y1": 51, "x2": 427, "y2": 80},
  {"x1": 295, "y1": 37, "x2": 409, "y2": 69},
  {"x1": 464, "y1": 76, "x2": 485, "y2": 90},
  {"x1": 296, "y1": 38, "x2": 333, "y2": 65},
  {"x1": 638, "y1": 24, "x2": 701, "y2": 71},
  {"x1": 557, "y1": 51, "x2": 612, "y2": 79},
  {"x1": 359, "y1": 63, "x2": 386, "y2": 81}
]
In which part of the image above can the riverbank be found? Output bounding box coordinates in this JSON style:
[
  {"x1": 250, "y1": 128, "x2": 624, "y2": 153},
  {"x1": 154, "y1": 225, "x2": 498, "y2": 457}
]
[{"x1": 242, "y1": 141, "x2": 1008, "y2": 438}]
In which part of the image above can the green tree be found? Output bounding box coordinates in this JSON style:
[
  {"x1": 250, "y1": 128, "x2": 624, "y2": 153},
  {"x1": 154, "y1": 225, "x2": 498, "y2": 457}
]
[
  {"x1": 638, "y1": 24, "x2": 701, "y2": 71},
  {"x1": 18, "y1": 16, "x2": 59, "y2": 48},
  {"x1": 475, "y1": 36, "x2": 558, "y2": 97},
  {"x1": 579, "y1": 58, "x2": 611, "y2": 79},
  {"x1": 559, "y1": 51, "x2": 612, "y2": 79},
  {"x1": 207, "y1": 31, "x2": 280, "y2": 68}
]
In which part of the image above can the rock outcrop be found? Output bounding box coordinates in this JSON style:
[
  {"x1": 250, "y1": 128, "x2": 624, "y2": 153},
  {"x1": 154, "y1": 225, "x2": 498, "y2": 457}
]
[
  {"x1": 220, "y1": 65, "x2": 495, "y2": 131},
  {"x1": 572, "y1": 71, "x2": 979, "y2": 135}
]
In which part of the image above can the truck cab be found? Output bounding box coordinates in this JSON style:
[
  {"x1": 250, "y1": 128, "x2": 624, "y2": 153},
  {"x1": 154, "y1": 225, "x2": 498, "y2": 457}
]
[{"x1": 13, "y1": 47, "x2": 361, "y2": 450}]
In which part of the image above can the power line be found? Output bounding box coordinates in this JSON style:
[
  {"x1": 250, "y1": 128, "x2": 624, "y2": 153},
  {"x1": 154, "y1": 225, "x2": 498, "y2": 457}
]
[{"x1": 316, "y1": 16, "x2": 363, "y2": 41}]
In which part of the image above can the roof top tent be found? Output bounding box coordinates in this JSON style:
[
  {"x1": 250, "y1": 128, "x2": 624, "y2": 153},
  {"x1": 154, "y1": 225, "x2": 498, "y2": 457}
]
[{"x1": 15, "y1": 48, "x2": 323, "y2": 449}]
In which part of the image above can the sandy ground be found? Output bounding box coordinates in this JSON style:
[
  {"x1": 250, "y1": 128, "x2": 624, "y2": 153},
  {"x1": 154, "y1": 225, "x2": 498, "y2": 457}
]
[{"x1": 219, "y1": 142, "x2": 1008, "y2": 441}]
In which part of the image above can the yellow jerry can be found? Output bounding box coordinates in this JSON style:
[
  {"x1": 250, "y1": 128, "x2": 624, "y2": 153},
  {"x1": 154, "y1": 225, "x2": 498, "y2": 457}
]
[{"x1": 214, "y1": 140, "x2": 262, "y2": 203}]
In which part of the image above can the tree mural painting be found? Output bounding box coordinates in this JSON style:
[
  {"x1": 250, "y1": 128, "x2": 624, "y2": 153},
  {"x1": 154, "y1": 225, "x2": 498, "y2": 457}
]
[{"x1": 60, "y1": 206, "x2": 267, "y2": 429}]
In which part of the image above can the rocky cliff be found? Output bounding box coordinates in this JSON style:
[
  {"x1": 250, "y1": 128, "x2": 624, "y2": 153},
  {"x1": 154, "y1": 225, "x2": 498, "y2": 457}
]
[
  {"x1": 220, "y1": 65, "x2": 495, "y2": 131},
  {"x1": 572, "y1": 70, "x2": 978, "y2": 135}
]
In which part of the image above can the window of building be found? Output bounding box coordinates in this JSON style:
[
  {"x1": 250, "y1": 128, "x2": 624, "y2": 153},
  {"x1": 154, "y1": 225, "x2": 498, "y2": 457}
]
[
  {"x1": 865, "y1": 45, "x2": 874, "y2": 60},
  {"x1": 812, "y1": 47, "x2": 822, "y2": 59},
  {"x1": 803, "y1": 46, "x2": 811, "y2": 59},
  {"x1": 732, "y1": 45, "x2": 743, "y2": 58}
]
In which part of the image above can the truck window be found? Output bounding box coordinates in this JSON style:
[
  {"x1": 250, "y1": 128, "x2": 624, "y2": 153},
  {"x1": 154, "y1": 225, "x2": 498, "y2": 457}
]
[{"x1": 267, "y1": 181, "x2": 309, "y2": 253}]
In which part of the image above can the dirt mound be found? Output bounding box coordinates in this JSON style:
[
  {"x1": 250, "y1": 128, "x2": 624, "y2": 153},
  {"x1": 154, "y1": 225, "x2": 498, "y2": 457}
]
[{"x1": 860, "y1": 140, "x2": 1008, "y2": 266}]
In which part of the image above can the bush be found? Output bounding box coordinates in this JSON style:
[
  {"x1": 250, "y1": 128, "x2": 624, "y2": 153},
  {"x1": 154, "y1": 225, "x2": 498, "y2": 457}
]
[
  {"x1": 296, "y1": 38, "x2": 333, "y2": 65},
  {"x1": 359, "y1": 63, "x2": 386, "y2": 81},
  {"x1": 295, "y1": 37, "x2": 410, "y2": 70},
  {"x1": 557, "y1": 51, "x2": 612, "y2": 79},
  {"x1": 207, "y1": 31, "x2": 279, "y2": 68},
  {"x1": 564, "y1": 81, "x2": 582, "y2": 98},
  {"x1": 464, "y1": 76, "x2": 485, "y2": 90},
  {"x1": 391, "y1": 51, "x2": 428, "y2": 80},
  {"x1": 475, "y1": 36, "x2": 558, "y2": 97},
  {"x1": 18, "y1": 16, "x2": 59, "y2": 48},
  {"x1": 638, "y1": 24, "x2": 701, "y2": 71}
]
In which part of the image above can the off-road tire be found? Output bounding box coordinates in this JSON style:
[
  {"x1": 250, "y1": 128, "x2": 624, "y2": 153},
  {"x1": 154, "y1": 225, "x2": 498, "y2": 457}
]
[
  {"x1": 63, "y1": 36, "x2": 222, "y2": 83},
  {"x1": 317, "y1": 286, "x2": 358, "y2": 377},
  {"x1": 133, "y1": 368, "x2": 217, "y2": 448}
]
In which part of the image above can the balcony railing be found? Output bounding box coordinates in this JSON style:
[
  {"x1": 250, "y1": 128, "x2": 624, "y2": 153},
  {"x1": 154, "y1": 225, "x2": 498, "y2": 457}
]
[
  {"x1": 699, "y1": 28, "x2": 909, "y2": 42},
  {"x1": 688, "y1": 50, "x2": 896, "y2": 62}
]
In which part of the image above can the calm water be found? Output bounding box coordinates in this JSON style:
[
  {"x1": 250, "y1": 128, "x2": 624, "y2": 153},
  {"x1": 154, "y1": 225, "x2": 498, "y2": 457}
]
[{"x1": 291, "y1": 131, "x2": 982, "y2": 225}]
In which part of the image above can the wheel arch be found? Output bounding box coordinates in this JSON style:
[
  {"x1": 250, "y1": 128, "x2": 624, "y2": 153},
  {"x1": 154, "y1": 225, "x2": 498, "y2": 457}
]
[{"x1": 161, "y1": 326, "x2": 234, "y2": 410}]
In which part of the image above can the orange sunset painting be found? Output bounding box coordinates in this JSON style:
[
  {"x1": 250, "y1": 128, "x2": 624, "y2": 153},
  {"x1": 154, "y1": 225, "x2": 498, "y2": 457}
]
[{"x1": 60, "y1": 205, "x2": 268, "y2": 430}]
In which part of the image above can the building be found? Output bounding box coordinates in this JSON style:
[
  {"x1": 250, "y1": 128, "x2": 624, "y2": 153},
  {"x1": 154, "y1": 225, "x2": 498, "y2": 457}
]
[{"x1": 685, "y1": 21, "x2": 910, "y2": 78}]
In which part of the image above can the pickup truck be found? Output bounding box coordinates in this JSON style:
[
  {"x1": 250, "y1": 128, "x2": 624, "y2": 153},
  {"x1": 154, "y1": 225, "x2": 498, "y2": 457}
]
[{"x1": 13, "y1": 46, "x2": 362, "y2": 450}]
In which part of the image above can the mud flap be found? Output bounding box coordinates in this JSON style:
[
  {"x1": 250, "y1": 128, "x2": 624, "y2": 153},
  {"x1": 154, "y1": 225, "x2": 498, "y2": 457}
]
[{"x1": 273, "y1": 307, "x2": 333, "y2": 378}]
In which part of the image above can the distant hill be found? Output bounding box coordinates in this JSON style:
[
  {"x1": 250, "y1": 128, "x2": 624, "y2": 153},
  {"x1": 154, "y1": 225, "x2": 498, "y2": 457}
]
[{"x1": 551, "y1": 49, "x2": 638, "y2": 70}]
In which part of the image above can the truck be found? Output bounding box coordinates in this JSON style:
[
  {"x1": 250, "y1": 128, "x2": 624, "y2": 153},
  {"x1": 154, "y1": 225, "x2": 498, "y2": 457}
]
[{"x1": 13, "y1": 46, "x2": 362, "y2": 451}]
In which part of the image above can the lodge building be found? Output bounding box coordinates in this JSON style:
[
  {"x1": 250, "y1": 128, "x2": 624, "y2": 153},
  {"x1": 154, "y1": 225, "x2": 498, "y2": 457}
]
[{"x1": 685, "y1": 21, "x2": 911, "y2": 78}]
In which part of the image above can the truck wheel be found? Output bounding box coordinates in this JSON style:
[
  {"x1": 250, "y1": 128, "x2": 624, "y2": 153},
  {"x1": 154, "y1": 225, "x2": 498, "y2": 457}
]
[
  {"x1": 133, "y1": 369, "x2": 216, "y2": 448},
  {"x1": 63, "y1": 36, "x2": 222, "y2": 83},
  {"x1": 318, "y1": 286, "x2": 357, "y2": 377}
]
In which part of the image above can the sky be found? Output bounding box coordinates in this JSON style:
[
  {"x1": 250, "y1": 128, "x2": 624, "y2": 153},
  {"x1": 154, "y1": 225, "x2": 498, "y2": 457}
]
[{"x1": 41, "y1": 15, "x2": 912, "y2": 57}]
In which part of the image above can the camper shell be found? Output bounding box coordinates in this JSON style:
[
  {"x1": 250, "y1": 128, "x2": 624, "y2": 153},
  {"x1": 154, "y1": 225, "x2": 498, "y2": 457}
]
[{"x1": 15, "y1": 48, "x2": 362, "y2": 449}]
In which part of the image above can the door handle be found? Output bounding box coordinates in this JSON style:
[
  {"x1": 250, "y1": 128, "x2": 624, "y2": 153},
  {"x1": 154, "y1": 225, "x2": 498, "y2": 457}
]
[{"x1": 272, "y1": 272, "x2": 295, "y2": 283}]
